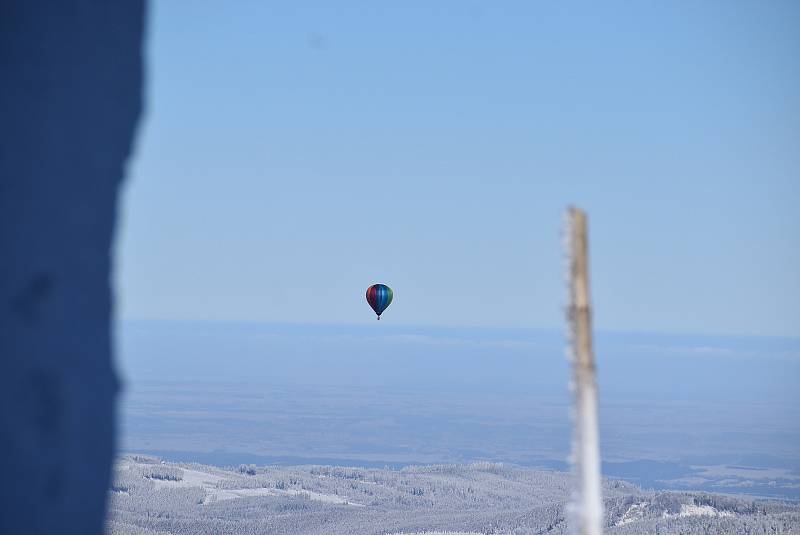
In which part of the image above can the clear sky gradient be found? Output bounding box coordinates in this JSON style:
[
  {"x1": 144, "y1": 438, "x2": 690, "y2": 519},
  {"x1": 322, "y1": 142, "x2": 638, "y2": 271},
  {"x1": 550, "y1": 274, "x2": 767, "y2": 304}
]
[{"x1": 118, "y1": 1, "x2": 799, "y2": 336}]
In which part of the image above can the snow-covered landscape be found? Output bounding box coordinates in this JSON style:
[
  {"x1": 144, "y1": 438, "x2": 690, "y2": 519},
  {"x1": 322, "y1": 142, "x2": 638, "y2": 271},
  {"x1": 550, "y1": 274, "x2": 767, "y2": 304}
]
[{"x1": 107, "y1": 455, "x2": 800, "y2": 534}]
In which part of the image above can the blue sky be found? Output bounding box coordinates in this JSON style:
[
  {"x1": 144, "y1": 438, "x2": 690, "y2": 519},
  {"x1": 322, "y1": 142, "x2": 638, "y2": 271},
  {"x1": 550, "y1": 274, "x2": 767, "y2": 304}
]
[{"x1": 117, "y1": 1, "x2": 799, "y2": 336}]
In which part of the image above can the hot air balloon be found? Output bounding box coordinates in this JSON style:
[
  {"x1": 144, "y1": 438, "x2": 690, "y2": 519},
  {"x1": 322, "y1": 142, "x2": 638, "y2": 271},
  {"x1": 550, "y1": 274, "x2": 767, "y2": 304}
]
[{"x1": 366, "y1": 284, "x2": 393, "y2": 320}]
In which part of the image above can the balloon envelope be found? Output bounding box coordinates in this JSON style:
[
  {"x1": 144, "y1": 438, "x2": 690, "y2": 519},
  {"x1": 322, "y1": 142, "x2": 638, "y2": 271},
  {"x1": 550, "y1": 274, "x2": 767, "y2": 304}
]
[{"x1": 366, "y1": 284, "x2": 393, "y2": 319}]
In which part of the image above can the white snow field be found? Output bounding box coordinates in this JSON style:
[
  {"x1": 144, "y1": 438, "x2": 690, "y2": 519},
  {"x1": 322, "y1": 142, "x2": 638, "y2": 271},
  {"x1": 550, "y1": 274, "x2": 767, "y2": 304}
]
[
  {"x1": 107, "y1": 455, "x2": 800, "y2": 535},
  {"x1": 388, "y1": 532, "x2": 485, "y2": 535}
]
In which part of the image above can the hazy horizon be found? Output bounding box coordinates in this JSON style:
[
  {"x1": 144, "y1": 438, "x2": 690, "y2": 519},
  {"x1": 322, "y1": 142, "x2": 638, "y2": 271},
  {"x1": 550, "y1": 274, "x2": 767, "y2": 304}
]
[{"x1": 115, "y1": 319, "x2": 800, "y2": 498}]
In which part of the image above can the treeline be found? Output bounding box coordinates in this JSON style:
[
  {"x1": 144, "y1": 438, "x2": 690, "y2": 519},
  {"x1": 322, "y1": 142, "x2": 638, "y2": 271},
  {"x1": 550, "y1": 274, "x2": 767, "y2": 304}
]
[{"x1": 106, "y1": 455, "x2": 800, "y2": 535}]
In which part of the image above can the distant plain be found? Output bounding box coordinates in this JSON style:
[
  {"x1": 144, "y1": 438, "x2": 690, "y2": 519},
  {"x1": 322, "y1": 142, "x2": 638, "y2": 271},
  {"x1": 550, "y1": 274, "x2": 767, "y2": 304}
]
[{"x1": 118, "y1": 320, "x2": 800, "y2": 499}]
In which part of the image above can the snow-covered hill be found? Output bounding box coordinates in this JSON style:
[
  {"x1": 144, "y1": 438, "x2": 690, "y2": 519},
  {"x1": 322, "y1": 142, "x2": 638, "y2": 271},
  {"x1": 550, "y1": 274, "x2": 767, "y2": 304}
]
[{"x1": 107, "y1": 455, "x2": 800, "y2": 535}]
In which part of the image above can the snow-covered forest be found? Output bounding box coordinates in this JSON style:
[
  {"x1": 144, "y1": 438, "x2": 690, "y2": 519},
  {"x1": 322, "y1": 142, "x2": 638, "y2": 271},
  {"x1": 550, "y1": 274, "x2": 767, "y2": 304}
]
[{"x1": 107, "y1": 455, "x2": 800, "y2": 534}]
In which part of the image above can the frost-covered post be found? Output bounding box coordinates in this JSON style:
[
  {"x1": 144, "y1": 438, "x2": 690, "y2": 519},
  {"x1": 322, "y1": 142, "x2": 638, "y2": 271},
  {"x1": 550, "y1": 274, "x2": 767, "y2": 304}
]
[{"x1": 565, "y1": 207, "x2": 603, "y2": 535}]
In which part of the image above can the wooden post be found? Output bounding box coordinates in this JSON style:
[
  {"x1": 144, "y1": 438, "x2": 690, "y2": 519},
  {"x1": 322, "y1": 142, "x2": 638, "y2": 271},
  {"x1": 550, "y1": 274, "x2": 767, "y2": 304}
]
[{"x1": 565, "y1": 207, "x2": 603, "y2": 535}]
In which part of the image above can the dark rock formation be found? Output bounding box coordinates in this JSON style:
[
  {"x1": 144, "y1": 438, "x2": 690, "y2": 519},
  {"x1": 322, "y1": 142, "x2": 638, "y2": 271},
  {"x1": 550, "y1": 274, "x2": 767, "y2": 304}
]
[{"x1": 0, "y1": 1, "x2": 145, "y2": 533}]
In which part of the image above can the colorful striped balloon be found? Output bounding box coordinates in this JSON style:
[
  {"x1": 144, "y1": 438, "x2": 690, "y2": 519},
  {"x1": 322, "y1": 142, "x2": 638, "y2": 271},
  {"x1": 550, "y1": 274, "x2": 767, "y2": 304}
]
[{"x1": 366, "y1": 284, "x2": 393, "y2": 320}]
